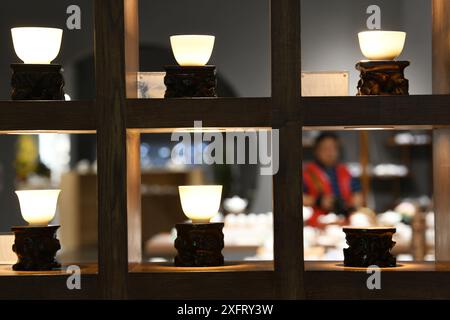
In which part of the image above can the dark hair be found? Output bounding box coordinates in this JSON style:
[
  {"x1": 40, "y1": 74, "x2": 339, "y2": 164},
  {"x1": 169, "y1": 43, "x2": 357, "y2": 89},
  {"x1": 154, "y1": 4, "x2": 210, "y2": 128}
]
[{"x1": 313, "y1": 132, "x2": 340, "y2": 150}]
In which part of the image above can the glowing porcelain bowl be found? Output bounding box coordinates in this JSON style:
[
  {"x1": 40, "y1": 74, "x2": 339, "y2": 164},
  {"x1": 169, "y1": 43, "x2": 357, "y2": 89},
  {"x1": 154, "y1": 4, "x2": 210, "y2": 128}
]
[
  {"x1": 358, "y1": 31, "x2": 406, "y2": 60},
  {"x1": 15, "y1": 190, "x2": 61, "y2": 226},
  {"x1": 170, "y1": 35, "x2": 215, "y2": 66},
  {"x1": 178, "y1": 185, "x2": 222, "y2": 223},
  {"x1": 11, "y1": 27, "x2": 63, "y2": 64}
]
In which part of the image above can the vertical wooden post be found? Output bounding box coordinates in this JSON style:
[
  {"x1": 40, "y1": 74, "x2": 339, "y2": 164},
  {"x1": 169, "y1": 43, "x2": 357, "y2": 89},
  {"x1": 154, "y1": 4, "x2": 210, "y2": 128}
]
[
  {"x1": 432, "y1": 0, "x2": 450, "y2": 93},
  {"x1": 433, "y1": 130, "x2": 450, "y2": 260},
  {"x1": 432, "y1": 0, "x2": 450, "y2": 260},
  {"x1": 271, "y1": 0, "x2": 304, "y2": 299},
  {"x1": 359, "y1": 131, "x2": 370, "y2": 206},
  {"x1": 95, "y1": 0, "x2": 129, "y2": 298},
  {"x1": 124, "y1": 0, "x2": 142, "y2": 264},
  {"x1": 127, "y1": 131, "x2": 141, "y2": 263}
]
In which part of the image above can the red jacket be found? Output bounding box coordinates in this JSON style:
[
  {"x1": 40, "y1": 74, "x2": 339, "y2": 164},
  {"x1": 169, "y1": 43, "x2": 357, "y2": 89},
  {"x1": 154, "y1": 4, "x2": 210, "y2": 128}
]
[{"x1": 303, "y1": 162, "x2": 353, "y2": 227}]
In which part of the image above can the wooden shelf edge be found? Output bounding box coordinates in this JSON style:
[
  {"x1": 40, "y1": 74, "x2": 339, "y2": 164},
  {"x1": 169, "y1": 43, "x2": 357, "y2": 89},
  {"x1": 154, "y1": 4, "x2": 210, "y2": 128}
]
[
  {"x1": 303, "y1": 95, "x2": 450, "y2": 128},
  {"x1": 0, "y1": 263, "x2": 98, "y2": 277},
  {"x1": 305, "y1": 261, "x2": 450, "y2": 272},
  {"x1": 126, "y1": 98, "x2": 273, "y2": 129},
  {"x1": 129, "y1": 260, "x2": 274, "y2": 274},
  {"x1": 0, "y1": 100, "x2": 96, "y2": 132},
  {"x1": 305, "y1": 261, "x2": 450, "y2": 299},
  {"x1": 0, "y1": 275, "x2": 99, "y2": 299},
  {"x1": 0, "y1": 264, "x2": 99, "y2": 299},
  {"x1": 128, "y1": 266, "x2": 275, "y2": 299}
]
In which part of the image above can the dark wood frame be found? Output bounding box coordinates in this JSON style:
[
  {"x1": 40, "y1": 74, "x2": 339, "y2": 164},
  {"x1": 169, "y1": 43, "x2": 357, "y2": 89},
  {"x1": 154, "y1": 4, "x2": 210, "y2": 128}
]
[{"x1": 1, "y1": 0, "x2": 450, "y2": 299}]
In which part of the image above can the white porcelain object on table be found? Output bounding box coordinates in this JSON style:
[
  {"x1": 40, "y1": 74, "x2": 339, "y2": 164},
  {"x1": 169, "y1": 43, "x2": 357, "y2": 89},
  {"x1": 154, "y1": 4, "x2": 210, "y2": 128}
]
[
  {"x1": 15, "y1": 189, "x2": 61, "y2": 226},
  {"x1": 11, "y1": 27, "x2": 63, "y2": 64},
  {"x1": 170, "y1": 35, "x2": 215, "y2": 66},
  {"x1": 178, "y1": 185, "x2": 222, "y2": 223},
  {"x1": 358, "y1": 31, "x2": 406, "y2": 60},
  {"x1": 223, "y1": 195, "x2": 248, "y2": 214}
]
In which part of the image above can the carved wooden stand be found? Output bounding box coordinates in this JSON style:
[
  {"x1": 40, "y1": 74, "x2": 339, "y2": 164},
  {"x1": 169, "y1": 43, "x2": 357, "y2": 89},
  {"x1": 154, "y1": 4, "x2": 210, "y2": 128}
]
[
  {"x1": 343, "y1": 227, "x2": 397, "y2": 268},
  {"x1": 11, "y1": 225, "x2": 61, "y2": 271},
  {"x1": 11, "y1": 64, "x2": 65, "y2": 100},
  {"x1": 174, "y1": 222, "x2": 224, "y2": 267},
  {"x1": 356, "y1": 60, "x2": 410, "y2": 96},
  {"x1": 164, "y1": 65, "x2": 217, "y2": 98}
]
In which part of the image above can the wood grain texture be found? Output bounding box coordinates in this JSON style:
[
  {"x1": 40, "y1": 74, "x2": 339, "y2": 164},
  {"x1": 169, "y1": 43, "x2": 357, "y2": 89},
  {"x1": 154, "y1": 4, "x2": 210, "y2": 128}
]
[
  {"x1": 0, "y1": 275, "x2": 99, "y2": 299},
  {"x1": 127, "y1": 98, "x2": 273, "y2": 129},
  {"x1": 359, "y1": 131, "x2": 370, "y2": 205},
  {"x1": 127, "y1": 131, "x2": 142, "y2": 263},
  {"x1": 125, "y1": 0, "x2": 139, "y2": 99},
  {"x1": 433, "y1": 0, "x2": 450, "y2": 94},
  {"x1": 0, "y1": 264, "x2": 99, "y2": 299},
  {"x1": 128, "y1": 273, "x2": 274, "y2": 300},
  {"x1": 305, "y1": 261, "x2": 450, "y2": 299},
  {"x1": 303, "y1": 95, "x2": 450, "y2": 128},
  {"x1": 432, "y1": 0, "x2": 450, "y2": 262},
  {"x1": 129, "y1": 261, "x2": 274, "y2": 273},
  {"x1": 271, "y1": 0, "x2": 304, "y2": 299},
  {"x1": 95, "y1": 0, "x2": 129, "y2": 299},
  {"x1": 125, "y1": 0, "x2": 141, "y2": 266},
  {"x1": 0, "y1": 101, "x2": 95, "y2": 132},
  {"x1": 433, "y1": 129, "x2": 450, "y2": 260}
]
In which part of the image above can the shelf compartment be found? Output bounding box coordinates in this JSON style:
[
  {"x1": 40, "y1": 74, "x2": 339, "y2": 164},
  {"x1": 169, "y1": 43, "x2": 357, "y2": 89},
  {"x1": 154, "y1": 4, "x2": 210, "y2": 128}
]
[
  {"x1": 126, "y1": 98, "x2": 272, "y2": 130},
  {"x1": 305, "y1": 261, "x2": 450, "y2": 299},
  {"x1": 0, "y1": 263, "x2": 99, "y2": 299},
  {"x1": 128, "y1": 261, "x2": 274, "y2": 299},
  {"x1": 0, "y1": 101, "x2": 96, "y2": 133},
  {"x1": 303, "y1": 95, "x2": 450, "y2": 129}
]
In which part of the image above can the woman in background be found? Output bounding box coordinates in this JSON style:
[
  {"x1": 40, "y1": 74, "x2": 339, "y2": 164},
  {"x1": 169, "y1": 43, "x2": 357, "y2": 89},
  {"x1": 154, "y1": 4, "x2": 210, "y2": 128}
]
[{"x1": 303, "y1": 133, "x2": 363, "y2": 227}]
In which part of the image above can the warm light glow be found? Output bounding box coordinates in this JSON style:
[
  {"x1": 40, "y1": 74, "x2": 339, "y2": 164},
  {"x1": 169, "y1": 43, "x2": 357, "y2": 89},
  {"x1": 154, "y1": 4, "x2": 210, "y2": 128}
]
[
  {"x1": 11, "y1": 27, "x2": 63, "y2": 64},
  {"x1": 178, "y1": 185, "x2": 222, "y2": 223},
  {"x1": 15, "y1": 190, "x2": 61, "y2": 226},
  {"x1": 170, "y1": 35, "x2": 215, "y2": 66},
  {"x1": 358, "y1": 31, "x2": 406, "y2": 60}
]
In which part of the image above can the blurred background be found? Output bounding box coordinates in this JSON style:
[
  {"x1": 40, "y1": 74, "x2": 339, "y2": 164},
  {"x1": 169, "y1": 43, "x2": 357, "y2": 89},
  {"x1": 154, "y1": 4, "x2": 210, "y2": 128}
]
[{"x1": 0, "y1": 0, "x2": 434, "y2": 263}]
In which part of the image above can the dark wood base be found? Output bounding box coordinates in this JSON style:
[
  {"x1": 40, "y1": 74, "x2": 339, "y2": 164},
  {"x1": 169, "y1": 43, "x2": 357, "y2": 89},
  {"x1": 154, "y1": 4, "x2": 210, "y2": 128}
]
[
  {"x1": 164, "y1": 65, "x2": 217, "y2": 98},
  {"x1": 343, "y1": 227, "x2": 397, "y2": 268},
  {"x1": 11, "y1": 64, "x2": 65, "y2": 100},
  {"x1": 174, "y1": 222, "x2": 224, "y2": 267},
  {"x1": 356, "y1": 60, "x2": 410, "y2": 96},
  {"x1": 11, "y1": 225, "x2": 61, "y2": 271}
]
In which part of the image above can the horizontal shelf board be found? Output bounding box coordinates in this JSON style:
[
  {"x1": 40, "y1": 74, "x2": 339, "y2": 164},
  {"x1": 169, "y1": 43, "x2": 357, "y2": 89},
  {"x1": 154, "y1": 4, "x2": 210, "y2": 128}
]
[
  {"x1": 0, "y1": 263, "x2": 98, "y2": 277},
  {"x1": 305, "y1": 261, "x2": 450, "y2": 272},
  {"x1": 0, "y1": 264, "x2": 99, "y2": 299},
  {"x1": 129, "y1": 261, "x2": 274, "y2": 273},
  {"x1": 128, "y1": 261, "x2": 274, "y2": 299},
  {"x1": 126, "y1": 98, "x2": 272, "y2": 129},
  {"x1": 0, "y1": 100, "x2": 96, "y2": 132},
  {"x1": 303, "y1": 95, "x2": 450, "y2": 128},
  {"x1": 305, "y1": 261, "x2": 450, "y2": 299}
]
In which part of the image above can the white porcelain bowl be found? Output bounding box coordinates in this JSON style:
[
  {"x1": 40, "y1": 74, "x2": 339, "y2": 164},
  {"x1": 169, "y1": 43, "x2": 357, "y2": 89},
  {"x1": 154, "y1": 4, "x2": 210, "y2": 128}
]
[
  {"x1": 178, "y1": 185, "x2": 222, "y2": 223},
  {"x1": 11, "y1": 27, "x2": 63, "y2": 64},
  {"x1": 15, "y1": 189, "x2": 61, "y2": 226},
  {"x1": 170, "y1": 35, "x2": 215, "y2": 66},
  {"x1": 358, "y1": 31, "x2": 406, "y2": 60}
]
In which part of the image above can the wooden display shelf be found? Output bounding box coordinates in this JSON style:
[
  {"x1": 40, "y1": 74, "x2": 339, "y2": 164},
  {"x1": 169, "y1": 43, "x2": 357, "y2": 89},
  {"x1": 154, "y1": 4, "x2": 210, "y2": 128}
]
[
  {"x1": 305, "y1": 261, "x2": 450, "y2": 299},
  {"x1": 0, "y1": 100, "x2": 96, "y2": 133},
  {"x1": 2, "y1": 0, "x2": 447, "y2": 300},
  {"x1": 303, "y1": 95, "x2": 450, "y2": 129},
  {"x1": 126, "y1": 98, "x2": 272, "y2": 130},
  {"x1": 0, "y1": 263, "x2": 99, "y2": 299}
]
